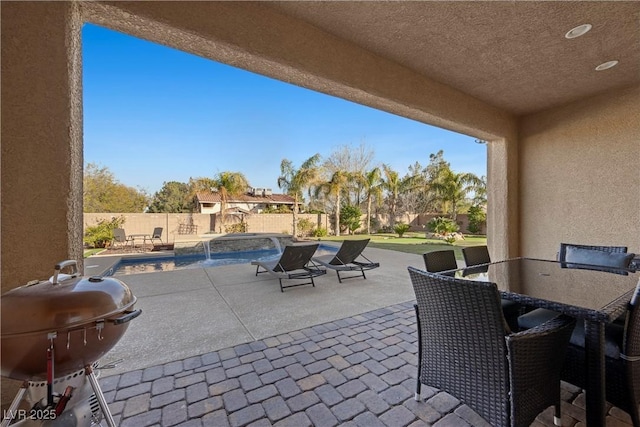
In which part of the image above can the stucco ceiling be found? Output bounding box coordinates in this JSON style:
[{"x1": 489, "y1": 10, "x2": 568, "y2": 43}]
[{"x1": 266, "y1": 1, "x2": 640, "y2": 115}]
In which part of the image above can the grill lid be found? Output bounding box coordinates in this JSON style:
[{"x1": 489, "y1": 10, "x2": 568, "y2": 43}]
[{"x1": 1, "y1": 260, "x2": 136, "y2": 337}]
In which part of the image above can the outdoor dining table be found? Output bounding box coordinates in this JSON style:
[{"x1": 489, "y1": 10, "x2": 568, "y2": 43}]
[
  {"x1": 445, "y1": 257, "x2": 640, "y2": 427},
  {"x1": 127, "y1": 233, "x2": 150, "y2": 248}
]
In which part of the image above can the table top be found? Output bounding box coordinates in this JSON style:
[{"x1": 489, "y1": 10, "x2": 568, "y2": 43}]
[{"x1": 449, "y1": 257, "x2": 640, "y2": 322}]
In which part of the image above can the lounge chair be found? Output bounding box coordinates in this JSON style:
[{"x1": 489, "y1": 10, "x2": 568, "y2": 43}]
[
  {"x1": 313, "y1": 239, "x2": 380, "y2": 283},
  {"x1": 251, "y1": 243, "x2": 326, "y2": 292}
]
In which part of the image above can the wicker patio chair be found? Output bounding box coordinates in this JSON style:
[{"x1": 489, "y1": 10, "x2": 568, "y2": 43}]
[
  {"x1": 461, "y1": 245, "x2": 491, "y2": 267},
  {"x1": 408, "y1": 266, "x2": 575, "y2": 427},
  {"x1": 422, "y1": 246, "x2": 523, "y2": 331},
  {"x1": 561, "y1": 281, "x2": 640, "y2": 426},
  {"x1": 312, "y1": 239, "x2": 379, "y2": 283},
  {"x1": 422, "y1": 250, "x2": 458, "y2": 273},
  {"x1": 251, "y1": 243, "x2": 326, "y2": 292},
  {"x1": 519, "y1": 243, "x2": 634, "y2": 330}
]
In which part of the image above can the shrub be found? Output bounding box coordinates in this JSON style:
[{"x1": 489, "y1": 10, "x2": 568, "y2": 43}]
[
  {"x1": 428, "y1": 217, "x2": 459, "y2": 236},
  {"x1": 467, "y1": 205, "x2": 486, "y2": 234},
  {"x1": 312, "y1": 227, "x2": 328, "y2": 237},
  {"x1": 297, "y1": 218, "x2": 315, "y2": 237},
  {"x1": 83, "y1": 216, "x2": 125, "y2": 248},
  {"x1": 377, "y1": 225, "x2": 393, "y2": 234},
  {"x1": 340, "y1": 205, "x2": 362, "y2": 235},
  {"x1": 225, "y1": 222, "x2": 247, "y2": 233},
  {"x1": 393, "y1": 222, "x2": 411, "y2": 237}
]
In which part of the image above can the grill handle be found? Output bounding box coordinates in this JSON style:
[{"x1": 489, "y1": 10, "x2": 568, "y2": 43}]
[
  {"x1": 52, "y1": 260, "x2": 79, "y2": 285},
  {"x1": 109, "y1": 309, "x2": 142, "y2": 325}
]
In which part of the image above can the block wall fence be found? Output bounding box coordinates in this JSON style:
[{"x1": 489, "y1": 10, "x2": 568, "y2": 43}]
[{"x1": 83, "y1": 212, "x2": 484, "y2": 242}]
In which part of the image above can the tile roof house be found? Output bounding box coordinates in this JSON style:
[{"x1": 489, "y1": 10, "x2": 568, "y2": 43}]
[{"x1": 195, "y1": 188, "x2": 297, "y2": 214}]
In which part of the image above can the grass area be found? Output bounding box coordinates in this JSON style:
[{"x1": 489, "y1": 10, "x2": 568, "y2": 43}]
[
  {"x1": 318, "y1": 233, "x2": 487, "y2": 260},
  {"x1": 83, "y1": 248, "x2": 105, "y2": 258}
]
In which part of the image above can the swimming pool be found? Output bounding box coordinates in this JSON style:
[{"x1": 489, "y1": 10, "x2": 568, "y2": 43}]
[{"x1": 108, "y1": 244, "x2": 338, "y2": 276}]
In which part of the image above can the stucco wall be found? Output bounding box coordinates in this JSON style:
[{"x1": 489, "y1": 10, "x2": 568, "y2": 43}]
[{"x1": 519, "y1": 85, "x2": 640, "y2": 259}]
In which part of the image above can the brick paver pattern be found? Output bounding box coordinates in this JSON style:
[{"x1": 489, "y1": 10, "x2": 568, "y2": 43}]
[{"x1": 100, "y1": 302, "x2": 633, "y2": 427}]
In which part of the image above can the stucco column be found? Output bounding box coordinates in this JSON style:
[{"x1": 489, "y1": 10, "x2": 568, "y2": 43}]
[
  {"x1": 1, "y1": 2, "x2": 83, "y2": 292},
  {"x1": 487, "y1": 137, "x2": 520, "y2": 260},
  {"x1": 1, "y1": 2, "x2": 83, "y2": 408}
]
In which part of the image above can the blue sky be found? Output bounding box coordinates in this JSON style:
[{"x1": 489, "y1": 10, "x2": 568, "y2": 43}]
[{"x1": 83, "y1": 24, "x2": 486, "y2": 195}]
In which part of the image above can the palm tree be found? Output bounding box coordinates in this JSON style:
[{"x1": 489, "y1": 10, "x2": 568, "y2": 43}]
[
  {"x1": 278, "y1": 154, "x2": 322, "y2": 237},
  {"x1": 315, "y1": 170, "x2": 350, "y2": 236},
  {"x1": 431, "y1": 167, "x2": 482, "y2": 221},
  {"x1": 381, "y1": 164, "x2": 410, "y2": 228},
  {"x1": 212, "y1": 171, "x2": 250, "y2": 232},
  {"x1": 361, "y1": 167, "x2": 383, "y2": 235}
]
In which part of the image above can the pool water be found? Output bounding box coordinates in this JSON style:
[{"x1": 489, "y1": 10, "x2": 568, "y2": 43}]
[{"x1": 109, "y1": 244, "x2": 337, "y2": 276}]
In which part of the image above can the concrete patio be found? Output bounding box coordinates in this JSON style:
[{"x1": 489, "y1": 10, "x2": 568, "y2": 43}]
[{"x1": 92, "y1": 247, "x2": 633, "y2": 426}]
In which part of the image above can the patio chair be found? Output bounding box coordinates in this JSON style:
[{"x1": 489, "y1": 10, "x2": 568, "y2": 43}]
[
  {"x1": 112, "y1": 228, "x2": 133, "y2": 250},
  {"x1": 312, "y1": 239, "x2": 380, "y2": 283},
  {"x1": 408, "y1": 266, "x2": 575, "y2": 427},
  {"x1": 251, "y1": 243, "x2": 326, "y2": 292},
  {"x1": 461, "y1": 245, "x2": 491, "y2": 267},
  {"x1": 435, "y1": 247, "x2": 521, "y2": 330},
  {"x1": 149, "y1": 227, "x2": 164, "y2": 245},
  {"x1": 422, "y1": 250, "x2": 458, "y2": 273},
  {"x1": 519, "y1": 243, "x2": 634, "y2": 330},
  {"x1": 561, "y1": 280, "x2": 640, "y2": 427}
]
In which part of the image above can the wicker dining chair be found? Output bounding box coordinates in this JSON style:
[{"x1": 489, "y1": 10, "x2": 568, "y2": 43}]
[
  {"x1": 409, "y1": 266, "x2": 575, "y2": 427},
  {"x1": 430, "y1": 246, "x2": 524, "y2": 331},
  {"x1": 461, "y1": 245, "x2": 491, "y2": 267},
  {"x1": 561, "y1": 281, "x2": 640, "y2": 427},
  {"x1": 422, "y1": 250, "x2": 458, "y2": 273}
]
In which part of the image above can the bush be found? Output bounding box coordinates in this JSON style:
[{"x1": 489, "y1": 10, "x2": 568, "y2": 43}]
[
  {"x1": 467, "y1": 205, "x2": 486, "y2": 234},
  {"x1": 393, "y1": 222, "x2": 411, "y2": 237},
  {"x1": 225, "y1": 222, "x2": 247, "y2": 233},
  {"x1": 83, "y1": 216, "x2": 125, "y2": 248},
  {"x1": 428, "y1": 217, "x2": 459, "y2": 236},
  {"x1": 340, "y1": 205, "x2": 362, "y2": 235},
  {"x1": 297, "y1": 218, "x2": 315, "y2": 237},
  {"x1": 312, "y1": 227, "x2": 328, "y2": 237}
]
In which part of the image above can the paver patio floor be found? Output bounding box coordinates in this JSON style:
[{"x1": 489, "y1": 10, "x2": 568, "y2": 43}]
[{"x1": 93, "y1": 247, "x2": 634, "y2": 426}]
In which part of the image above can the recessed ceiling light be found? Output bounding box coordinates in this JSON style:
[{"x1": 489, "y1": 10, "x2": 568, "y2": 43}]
[
  {"x1": 595, "y1": 60, "x2": 619, "y2": 71},
  {"x1": 565, "y1": 24, "x2": 592, "y2": 39}
]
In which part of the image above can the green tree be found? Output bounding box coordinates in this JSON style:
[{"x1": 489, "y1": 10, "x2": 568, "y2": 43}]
[
  {"x1": 83, "y1": 163, "x2": 148, "y2": 212},
  {"x1": 278, "y1": 154, "x2": 322, "y2": 238},
  {"x1": 147, "y1": 181, "x2": 193, "y2": 213},
  {"x1": 340, "y1": 205, "x2": 362, "y2": 235},
  {"x1": 467, "y1": 205, "x2": 486, "y2": 234},
  {"x1": 212, "y1": 171, "x2": 250, "y2": 233},
  {"x1": 431, "y1": 166, "x2": 482, "y2": 221}
]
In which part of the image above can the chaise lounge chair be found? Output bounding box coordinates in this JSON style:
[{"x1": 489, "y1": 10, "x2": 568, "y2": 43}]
[
  {"x1": 251, "y1": 243, "x2": 326, "y2": 292},
  {"x1": 312, "y1": 239, "x2": 380, "y2": 283}
]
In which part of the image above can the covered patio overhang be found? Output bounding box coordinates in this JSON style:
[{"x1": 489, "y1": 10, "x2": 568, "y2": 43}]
[{"x1": 2, "y1": 0, "x2": 639, "y2": 409}]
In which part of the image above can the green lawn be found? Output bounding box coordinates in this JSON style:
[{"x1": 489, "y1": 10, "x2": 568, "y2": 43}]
[
  {"x1": 318, "y1": 233, "x2": 487, "y2": 260},
  {"x1": 83, "y1": 248, "x2": 105, "y2": 258}
]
